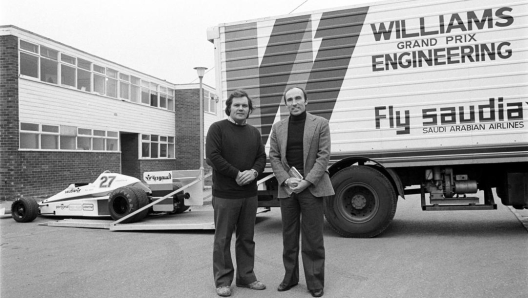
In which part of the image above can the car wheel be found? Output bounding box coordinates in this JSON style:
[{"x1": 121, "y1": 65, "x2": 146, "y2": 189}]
[
  {"x1": 325, "y1": 166, "x2": 397, "y2": 238},
  {"x1": 128, "y1": 186, "x2": 149, "y2": 221},
  {"x1": 173, "y1": 183, "x2": 190, "y2": 214},
  {"x1": 108, "y1": 187, "x2": 142, "y2": 223},
  {"x1": 175, "y1": 205, "x2": 190, "y2": 214},
  {"x1": 11, "y1": 197, "x2": 39, "y2": 223}
]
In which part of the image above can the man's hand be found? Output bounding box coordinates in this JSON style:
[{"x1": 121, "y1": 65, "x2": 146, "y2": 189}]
[
  {"x1": 236, "y1": 170, "x2": 256, "y2": 186},
  {"x1": 285, "y1": 177, "x2": 301, "y2": 188},
  {"x1": 290, "y1": 180, "x2": 311, "y2": 193}
]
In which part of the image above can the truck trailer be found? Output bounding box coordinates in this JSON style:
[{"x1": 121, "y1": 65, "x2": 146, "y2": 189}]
[{"x1": 207, "y1": 0, "x2": 528, "y2": 237}]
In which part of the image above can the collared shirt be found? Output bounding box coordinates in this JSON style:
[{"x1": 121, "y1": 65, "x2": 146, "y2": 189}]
[{"x1": 227, "y1": 116, "x2": 247, "y2": 126}]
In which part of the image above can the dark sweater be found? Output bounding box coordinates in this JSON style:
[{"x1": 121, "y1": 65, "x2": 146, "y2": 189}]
[
  {"x1": 286, "y1": 111, "x2": 306, "y2": 176},
  {"x1": 206, "y1": 119, "x2": 266, "y2": 199}
]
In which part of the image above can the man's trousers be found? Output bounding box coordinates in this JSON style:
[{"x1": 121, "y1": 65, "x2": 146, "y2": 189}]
[
  {"x1": 212, "y1": 195, "x2": 258, "y2": 287},
  {"x1": 279, "y1": 190, "x2": 325, "y2": 291}
]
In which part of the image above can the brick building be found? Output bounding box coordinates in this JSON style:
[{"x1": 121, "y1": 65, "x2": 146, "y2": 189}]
[{"x1": 0, "y1": 26, "x2": 221, "y2": 200}]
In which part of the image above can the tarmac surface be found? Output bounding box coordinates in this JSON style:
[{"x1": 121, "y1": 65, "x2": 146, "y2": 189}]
[{"x1": 1, "y1": 190, "x2": 527, "y2": 298}]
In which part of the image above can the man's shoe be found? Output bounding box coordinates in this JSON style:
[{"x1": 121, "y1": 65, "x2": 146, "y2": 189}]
[
  {"x1": 277, "y1": 282, "x2": 298, "y2": 292},
  {"x1": 310, "y1": 288, "x2": 324, "y2": 297},
  {"x1": 216, "y1": 286, "x2": 231, "y2": 297},
  {"x1": 236, "y1": 280, "x2": 266, "y2": 290}
]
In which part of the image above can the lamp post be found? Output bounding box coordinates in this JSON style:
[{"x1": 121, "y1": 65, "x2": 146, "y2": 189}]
[{"x1": 194, "y1": 67, "x2": 207, "y2": 179}]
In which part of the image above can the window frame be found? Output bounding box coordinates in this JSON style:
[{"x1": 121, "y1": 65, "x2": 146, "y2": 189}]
[
  {"x1": 17, "y1": 41, "x2": 178, "y2": 112},
  {"x1": 140, "y1": 134, "x2": 175, "y2": 159},
  {"x1": 19, "y1": 122, "x2": 120, "y2": 152}
]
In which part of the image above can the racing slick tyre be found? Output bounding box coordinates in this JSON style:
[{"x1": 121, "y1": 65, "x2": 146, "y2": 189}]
[
  {"x1": 325, "y1": 166, "x2": 397, "y2": 238},
  {"x1": 11, "y1": 197, "x2": 39, "y2": 223},
  {"x1": 128, "y1": 186, "x2": 150, "y2": 222},
  {"x1": 108, "y1": 187, "x2": 144, "y2": 223},
  {"x1": 174, "y1": 183, "x2": 190, "y2": 214},
  {"x1": 175, "y1": 204, "x2": 190, "y2": 214}
]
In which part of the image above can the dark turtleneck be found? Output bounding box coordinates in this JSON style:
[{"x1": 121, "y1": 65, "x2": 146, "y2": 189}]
[{"x1": 286, "y1": 111, "x2": 306, "y2": 176}]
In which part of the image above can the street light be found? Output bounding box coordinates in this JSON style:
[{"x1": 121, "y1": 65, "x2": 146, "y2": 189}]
[{"x1": 194, "y1": 67, "x2": 207, "y2": 179}]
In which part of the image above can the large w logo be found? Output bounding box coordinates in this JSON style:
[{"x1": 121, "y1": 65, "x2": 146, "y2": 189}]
[{"x1": 224, "y1": 6, "x2": 369, "y2": 145}]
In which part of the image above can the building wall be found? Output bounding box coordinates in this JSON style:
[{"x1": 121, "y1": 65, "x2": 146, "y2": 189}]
[
  {"x1": 0, "y1": 35, "x2": 20, "y2": 200},
  {"x1": 0, "y1": 30, "x2": 210, "y2": 200},
  {"x1": 0, "y1": 35, "x2": 123, "y2": 199},
  {"x1": 12, "y1": 152, "x2": 121, "y2": 198},
  {"x1": 174, "y1": 89, "x2": 201, "y2": 170},
  {"x1": 19, "y1": 80, "x2": 176, "y2": 136}
]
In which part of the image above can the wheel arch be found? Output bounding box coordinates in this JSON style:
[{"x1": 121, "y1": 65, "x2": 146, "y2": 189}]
[{"x1": 329, "y1": 156, "x2": 404, "y2": 199}]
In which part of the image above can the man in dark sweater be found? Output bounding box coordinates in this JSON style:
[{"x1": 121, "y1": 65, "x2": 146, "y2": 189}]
[
  {"x1": 269, "y1": 87, "x2": 334, "y2": 298},
  {"x1": 206, "y1": 90, "x2": 266, "y2": 297}
]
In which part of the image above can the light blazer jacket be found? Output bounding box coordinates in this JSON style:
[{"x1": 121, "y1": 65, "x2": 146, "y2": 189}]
[{"x1": 269, "y1": 112, "x2": 335, "y2": 198}]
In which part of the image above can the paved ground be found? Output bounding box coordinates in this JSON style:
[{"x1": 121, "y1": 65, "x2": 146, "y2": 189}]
[{"x1": 2, "y1": 190, "x2": 528, "y2": 298}]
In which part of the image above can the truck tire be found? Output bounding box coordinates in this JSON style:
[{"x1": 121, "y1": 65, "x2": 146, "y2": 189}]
[
  {"x1": 11, "y1": 197, "x2": 39, "y2": 223},
  {"x1": 108, "y1": 187, "x2": 143, "y2": 223},
  {"x1": 325, "y1": 166, "x2": 397, "y2": 238},
  {"x1": 128, "y1": 186, "x2": 150, "y2": 221}
]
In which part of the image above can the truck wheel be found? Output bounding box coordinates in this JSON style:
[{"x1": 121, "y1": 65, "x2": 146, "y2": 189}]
[
  {"x1": 11, "y1": 197, "x2": 39, "y2": 223},
  {"x1": 108, "y1": 187, "x2": 142, "y2": 223},
  {"x1": 325, "y1": 166, "x2": 397, "y2": 238},
  {"x1": 128, "y1": 186, "x2": 149, "y2": 221}
]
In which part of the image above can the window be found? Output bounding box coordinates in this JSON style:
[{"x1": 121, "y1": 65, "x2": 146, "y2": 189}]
[
  {"x1": 107, "y1": 68, "x2": 117, "y2": 79},
  {"x1": 17, "y1": 42, "x2": 175, "y2": 111},
  {"x1": 159, "y1": 86, "x2": 167, "y2": 109},
  {"x1": 20, "y1": 52, "x2": 39, "y2": 78},
  {"x1": 61, "y1": 53, "x2": 75, "y2": 65},
  {"x1": 210, "y1": 94, "x2": 217, "y2": 114},
  {"x1": 151, "y1": 135, "x2": 159, "y2": 158},
  {"x1": 20, "y1": 123, "x2": 39, "y2": 149},
  {"x1": 203, "y1": 90, "x2": 217, "y2": 114},
  {"x1": 107, "y1": 131, "x2": 118, "y2": 151},
  {"x1": 77, "y1": 58, "x2": 91, "y2": 92},
  {"x1": 40, "y1": 58, "x2": 58, "y2": 84},
  {"x1": 119, "y1": 73, "x2": 129, "y2": 81},
  {"x1": 168, "y1": 88, "x2": 174, "y2": 111},
  {"x1": 41, "y1": 125, "x2": 59, "y2": 149},
  {"x1": 40, "y1": 46, "x2": 58, "y2": 60},
  {"x1": 120, "y1": 81, "x2": 129, "y2": 99},
  {"x1": 77, "y1": 128, "x2": 92, "y2": 150},
  {"x1": 93, "y1": 130, "x2": 106, "y2": 150},
  {"x1": 78, "y1": 58, "x2": 91, "y2": 70},
  {"x1": 130, "y1": 76, "x2": 140, "y2": 103},
  {"x1": 61, "y1": 64, "x2": 76, "y2": 87},
  {"x1": 20, "y1": 40, "x2": 38, "y2": 53},
  {"x1": 141, "y1": 135, "x2": 150, "y2": 157},
  {"x1": 107, "y1": 77, "x2": 118, "y2": 97},
  {"x1": 119, "y1": 73, "x2": 130, "y2": 100},
  {"x1": 94, "y1": 73, "x2": 105, "y2": 95},
  {"x1": 93, "y1": 65, "x2": 105, "y2": 74},
  {"x1": 21, "y1": 123, "x2": 59, "y2": 149},
  {"x1": 40, "y1": 46, "x2": 58, "y2": 84},
  {"x1": 60, "y1": 125, "x2": 76, "y2": 150},
  {"x1": 150, "y1": 82, "x2": 158, "y2": 107},
  {"x1": 106, "y1": 68, "x2": 118, "y2": 98},
  {"x1": 168, "y1": 136, "x2": 175, "y2": 158},
  {"x1": 20, "y1": 123, "x2": 119, "y2": 152},
  {"x1": 141, "y1": 80, "x2": 150, "y2": 105},
  {"x1": 141, "y1": 134, "x2": 175, "y2": 159}
]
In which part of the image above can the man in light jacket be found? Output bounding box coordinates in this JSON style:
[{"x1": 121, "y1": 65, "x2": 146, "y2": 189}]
[{"x1": 269, "y1": 86, "x2": 335, "y2": 298}]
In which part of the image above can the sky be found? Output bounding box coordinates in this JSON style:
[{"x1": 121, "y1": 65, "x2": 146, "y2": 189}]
[{"x1": 0, "y1": 0, "x2": 380, "y2": 88}]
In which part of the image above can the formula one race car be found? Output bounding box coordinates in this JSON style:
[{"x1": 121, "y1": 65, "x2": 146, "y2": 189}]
[{"x1": 11, "y1": 170, "x2": 201, "y2": 224}]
